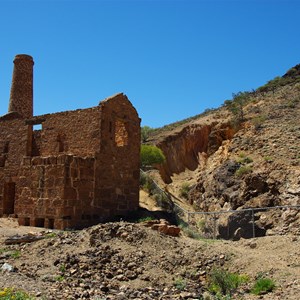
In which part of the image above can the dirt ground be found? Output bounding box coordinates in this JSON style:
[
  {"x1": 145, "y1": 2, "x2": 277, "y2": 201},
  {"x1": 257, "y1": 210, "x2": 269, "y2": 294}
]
[{"x1": 0, "y1": 217, "x2": 299, "y2": 299}]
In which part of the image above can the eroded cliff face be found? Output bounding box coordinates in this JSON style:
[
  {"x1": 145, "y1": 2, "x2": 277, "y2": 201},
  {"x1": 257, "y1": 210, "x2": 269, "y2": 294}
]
[
  {"x1": 156, "y1": 120, "x2": 235, "y2": 183},
  {"x1": 151, "y1": 79, "x2": 300, "y2": 239}
]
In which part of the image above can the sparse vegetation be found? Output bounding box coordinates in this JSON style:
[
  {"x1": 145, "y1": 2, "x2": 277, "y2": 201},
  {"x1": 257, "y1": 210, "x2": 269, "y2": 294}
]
[
  {"x1": 55, "y1": 275, "x2": 65, "y2": 282},
  {"x1": 251, "y1": 277, "x2": 276, "y2": 295},
  {"x1": 197, "y1": 219, "x2": 206, "y2": 231},
  {"x1": 179, "y1": 182, "x2": 192, "y2": 199},
  {"x1": 235, "y1": 165, "x2": 252, "y2": 177},
  {"x1": 141, "y1": 126, "x2": 155, "y2": 142},
  {"x1": 208, "y1": 267, "x2": 248, "y2": 298},
  {"x1": 256, "y1": 68, "x2": 300, "y2": 94},
  {"x1": 252, "y1": 114, "x2": 266, "y2": 130},
  {"x1": 10, "y1": 250, "x2": 21, "y2": 259},
  {"x1": 140, "y1": 170, "x2": 173, "y2": 210},
  {"x1": 236, "y1": 152, "x2": 253, "y2": 164},
  {"x1": 0, "y1": 288, "x2": 34, "y2": 299},
  {"x1": 59, "y1": 264, "x2": 66, "y2": 273},
  {"x1": 173, "y1": 277, "x2": 186, "y2": 290},
  {"x1": 136, "y1": 216, "x2": 155, "y2": 223},
  {"x1": 149, "y1": 107, "x2": 218, "y2": 136},
  {"x1": 224, "y1": 91, "x2": 251, "y2": 124},
  {"x1": 140, "y1": 171, "x2": 156, "y2": 195},
  {"x1": 45, "y1": 232, "x2": 57, "y2": 239},
  {"x1": 264, "y1": 156, "x2": 273, "y2": 162}
]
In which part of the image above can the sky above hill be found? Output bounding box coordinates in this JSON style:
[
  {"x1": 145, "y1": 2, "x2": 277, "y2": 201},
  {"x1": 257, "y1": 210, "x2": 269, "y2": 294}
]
[{"x1": 0, "y1": 0, "x2": 299, "y2": 127}]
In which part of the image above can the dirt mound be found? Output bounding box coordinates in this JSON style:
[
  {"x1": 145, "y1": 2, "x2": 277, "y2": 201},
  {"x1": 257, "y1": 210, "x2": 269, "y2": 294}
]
[{"x1": 0, "y1": 219, "x2": 299, "y2": 299}]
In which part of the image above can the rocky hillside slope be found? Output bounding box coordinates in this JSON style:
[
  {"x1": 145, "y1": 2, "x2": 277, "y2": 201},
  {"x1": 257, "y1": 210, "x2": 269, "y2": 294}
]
[{"x1": 148, "y1": 65, "x2": 300, "y2": 239}]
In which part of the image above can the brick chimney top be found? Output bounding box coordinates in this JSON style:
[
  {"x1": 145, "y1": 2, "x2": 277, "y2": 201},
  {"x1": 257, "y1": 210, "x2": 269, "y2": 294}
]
[
  {"x1": 13, "y1": 54, "x2": 34, "y2": 63},
  {"x1": 8, "y1": 54, "x2": 34, "y2": 118}
]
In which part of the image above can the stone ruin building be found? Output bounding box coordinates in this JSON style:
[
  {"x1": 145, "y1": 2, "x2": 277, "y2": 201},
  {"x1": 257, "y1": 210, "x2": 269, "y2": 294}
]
[{"x1": 0, "y1": 54, "x2": 141, "y2": 229}]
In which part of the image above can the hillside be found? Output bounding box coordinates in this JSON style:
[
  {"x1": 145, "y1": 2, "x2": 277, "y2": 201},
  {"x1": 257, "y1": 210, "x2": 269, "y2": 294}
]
[{"x1": 146, "y1": 64, "x2": 300, "y2": 239}]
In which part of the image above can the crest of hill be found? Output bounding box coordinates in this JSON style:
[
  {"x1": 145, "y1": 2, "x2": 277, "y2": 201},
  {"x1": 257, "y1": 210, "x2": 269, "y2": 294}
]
[{"x1": 148, "y1": 63, "x2": 300, "y2": 142}]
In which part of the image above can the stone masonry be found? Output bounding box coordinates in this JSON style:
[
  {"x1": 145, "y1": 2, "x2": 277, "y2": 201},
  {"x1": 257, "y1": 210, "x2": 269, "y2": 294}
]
[{"x1": 0, "y1": 55, "x2": 141, "y2": 229}]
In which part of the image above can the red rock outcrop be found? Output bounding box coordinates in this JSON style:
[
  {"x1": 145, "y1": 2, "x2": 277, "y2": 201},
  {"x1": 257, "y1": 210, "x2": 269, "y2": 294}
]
[{"x1": 156, "y1": 121, "x2": 234, "y2": 183}]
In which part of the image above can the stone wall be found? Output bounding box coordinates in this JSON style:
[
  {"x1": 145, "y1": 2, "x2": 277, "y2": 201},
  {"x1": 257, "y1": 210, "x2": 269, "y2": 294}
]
[
  {"x1": 29, "y1": 107, "x2": 101, "y2": 157},
  {"x1": 0, "y1": 115, "x2": 28, "y2": 216},
  {"x1": 95, "y1": 94, "x2": 141, "y2": 217},
  {"x1": 15, "y1": 155, "x2": 95, "y2": 229}
]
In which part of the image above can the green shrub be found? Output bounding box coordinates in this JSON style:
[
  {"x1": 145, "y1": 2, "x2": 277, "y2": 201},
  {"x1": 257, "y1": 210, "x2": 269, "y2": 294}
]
[
  {"x1": 10, "y1": 250, "x2": 21, "y2": 259},
  {"x1": 55, "y1": 275, "x2": 65, "y2": 282},
  {"x1": 235, "y1": 165, "x2": 252, "y2": 177},
  {"x1": 252, "y1": 115, "x2": 266, "y2": 130},
  {"x1": 208, "y1": 268, "x2": 248, "y2": 297},
  {"x1": 236, "y1": 153, "x2": 253, "y2": 164},
  {"x1": 251, "y1": 277, "x2": 275, "y2": 295},
  {"x1": 142, "y1": 177, "x2": 156, "y2": 195},
  {"x1": 59, "y1": 264, "x2": 66, "y2": 273},
  {"x1": 0, "y1": 288, "x2": 34, "y2": 299},
  {"x1": 141, "y1": 126, "x2": 155, "y2": 142},
  {"x1": 137, "y1": 216, "x2": 155, "y2": 223},
  {"x1": 140, "y1": 144, "x2": 165, "y2": 169},
  {"x1": 153, "y1": 192, "x2": 172, "y2": 210},
  {"x1": 178, "y1": 223, "x2": 202, "y2": 240},
  {"x1": 179, "y1": 182, "x2": 191, "y2": 199},
  {"x1": 264, "y1": 156, "x2": 273, "y2": 162},
  {"x1": 197, "y1": 219, "x2": 206, "y2": 231},
  {"x1": 140, "y1": 171, "x2": 148, "y2": 187},
  {"x1": 173, "y1": 277, "x2": 186, "y2": 290},
  {"x1": 224, "y1": 91, "x2": 251, "y2": 123}
]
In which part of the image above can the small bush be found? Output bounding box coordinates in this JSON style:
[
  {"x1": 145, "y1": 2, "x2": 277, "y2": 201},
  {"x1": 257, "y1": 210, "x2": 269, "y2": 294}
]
[
  {"x1": 45, "y1": 232, "x2": 57, "y2": 239},
  {"x1": 235, "y1": 165, "x2": 252, "y2": 177},
  {"x1": 10, "y1": 250, "x2": 21, "y2": 259},
  {"x1": 59, "y1": 264, "x2": 66, "y2": 273},
  {"x1": 141, "y1": 174, "x2": 156, "y2": 195},
  {"x1": 141, "y1": 126, "x2": 155, "y2": 142},
  {"x1": 197, "y1": 219, "x2": 206, "y2": 231},
  {"x1": 137, "y1": 216, "x2": 155, "y2": 223},
  {"x1": 252, "y1": 115, "x2": 266, "y2": 130},
  {"x1": 0, "y1": 288, "x2": 34, "y2": 299},
  {"x1": 140, "y1": 144, "x2": 165, "y2": 169},
  {"x1": 179, "y1": 182, "x2": 191, "y2": 199},
  {"x1": 140, "y1": 171, "x2": 147, "y2": 187},
  {"x1": 154, "y1": 192, "x2": 172, "y2": 210},
  {"x1": 208, "y1": 268, "x2": 248, "y2": 297},
  {"x1": 179, "y1": 223, "x2": 202, "y2": 239},
  {"x1": 173, "y1": 277, "x2": 186, "y2": 290},
  {"x1": 237, "y1": 156, "x2": 253, "y2": 164},
  {"x1": 264, "y1": 156, "x2": 273, "y2": 162},
  {"x1": 251, "y1": 277, "x2": 275, "y2": 295},
  {"x1": 55, "y1": 275, "x2": 64, "y2": 282}
]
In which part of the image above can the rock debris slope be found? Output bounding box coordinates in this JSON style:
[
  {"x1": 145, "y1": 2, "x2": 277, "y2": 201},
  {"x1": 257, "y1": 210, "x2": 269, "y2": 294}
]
[{"x1": 0, "y1": 220, "x2": 299, "y2": 299}]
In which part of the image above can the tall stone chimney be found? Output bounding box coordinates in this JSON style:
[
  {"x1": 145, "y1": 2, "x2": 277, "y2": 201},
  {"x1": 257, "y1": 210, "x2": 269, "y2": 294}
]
[{"x1": 8, "y1": 54, "x2": 34, "y2": 118}]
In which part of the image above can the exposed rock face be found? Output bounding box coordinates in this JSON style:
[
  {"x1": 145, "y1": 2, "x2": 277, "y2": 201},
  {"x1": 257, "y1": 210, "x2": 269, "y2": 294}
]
[
  {"x1": 156, "y1": 120, "x2": 234, "y2": 183},
  {"x1": 152, "y1": 76, "x2": 300, "y2": 239}
]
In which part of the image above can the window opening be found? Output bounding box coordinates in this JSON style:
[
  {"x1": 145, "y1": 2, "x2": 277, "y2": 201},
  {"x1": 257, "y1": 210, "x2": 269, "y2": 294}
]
[
  {"x1": 33, "y1": 124, "x2": 42, "y2": 131},
  {"x1": 115, "y1": 120, "x2": 128, "y2": 147}
]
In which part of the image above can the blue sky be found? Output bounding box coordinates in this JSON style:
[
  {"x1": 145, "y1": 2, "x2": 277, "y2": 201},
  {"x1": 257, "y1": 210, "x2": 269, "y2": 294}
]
[{"x1": 0, "y1": 0, "x2": 299, "y2": 127}]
